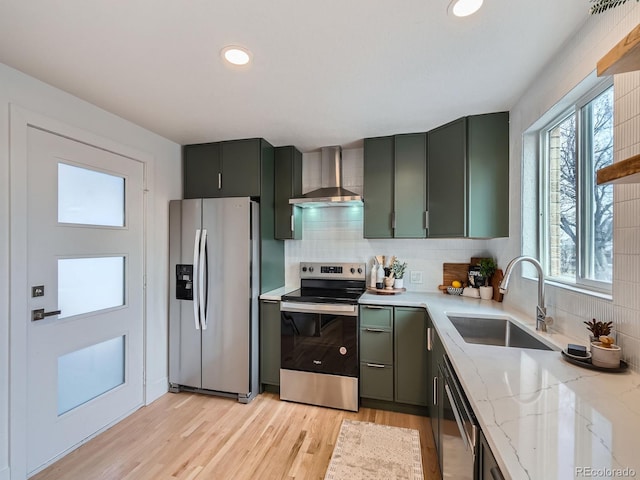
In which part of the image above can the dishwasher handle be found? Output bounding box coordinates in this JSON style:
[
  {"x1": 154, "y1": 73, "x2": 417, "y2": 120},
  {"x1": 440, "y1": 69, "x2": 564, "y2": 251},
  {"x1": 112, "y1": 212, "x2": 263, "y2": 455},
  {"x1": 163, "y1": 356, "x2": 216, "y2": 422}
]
[
  {"x1": 444, "y1": 383, "x2": 471, "y2": 452},
  {"x1": 490, "y1": 466, "x2": 505, "y2": 480}
]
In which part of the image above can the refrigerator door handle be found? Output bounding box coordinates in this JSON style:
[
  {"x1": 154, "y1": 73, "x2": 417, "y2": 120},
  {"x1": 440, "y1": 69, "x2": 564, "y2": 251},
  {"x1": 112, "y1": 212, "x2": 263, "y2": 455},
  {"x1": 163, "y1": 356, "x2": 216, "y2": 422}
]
[
  {"x1": 199, "y1": 229, "x2": 208, "y2": 330},
  {"x1": 192, "y1": 229, "x2": 201, "y2": 330}
]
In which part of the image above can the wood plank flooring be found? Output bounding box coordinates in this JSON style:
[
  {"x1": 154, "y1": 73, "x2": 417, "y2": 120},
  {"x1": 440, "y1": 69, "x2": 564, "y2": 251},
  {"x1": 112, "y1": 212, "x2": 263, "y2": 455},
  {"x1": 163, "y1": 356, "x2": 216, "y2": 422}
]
[{"x1": 32, "y1": 392, "x2": 441, "y2": 480}]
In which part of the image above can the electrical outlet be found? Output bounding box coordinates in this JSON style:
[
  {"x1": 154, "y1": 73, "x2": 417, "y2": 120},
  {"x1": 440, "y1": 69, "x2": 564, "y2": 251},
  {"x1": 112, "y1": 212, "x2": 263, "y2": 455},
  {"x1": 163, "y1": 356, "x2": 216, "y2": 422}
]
[{"x1": 410, "y1": 271, "x2": 423, "y2": 284}]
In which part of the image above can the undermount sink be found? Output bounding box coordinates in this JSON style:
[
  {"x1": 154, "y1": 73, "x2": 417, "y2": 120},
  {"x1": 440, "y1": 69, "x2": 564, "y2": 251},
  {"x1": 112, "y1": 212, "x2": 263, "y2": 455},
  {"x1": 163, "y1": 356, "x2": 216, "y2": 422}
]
[{"x1": 447, "y1": 315, "x2": 556, "y2": 351}]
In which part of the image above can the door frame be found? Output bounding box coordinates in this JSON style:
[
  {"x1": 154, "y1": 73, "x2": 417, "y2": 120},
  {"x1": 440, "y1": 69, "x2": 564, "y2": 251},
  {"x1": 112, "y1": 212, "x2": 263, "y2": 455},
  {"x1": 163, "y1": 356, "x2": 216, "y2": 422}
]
[{"x1": 9, "y1": 105, "x2": 152, "y2": 479}]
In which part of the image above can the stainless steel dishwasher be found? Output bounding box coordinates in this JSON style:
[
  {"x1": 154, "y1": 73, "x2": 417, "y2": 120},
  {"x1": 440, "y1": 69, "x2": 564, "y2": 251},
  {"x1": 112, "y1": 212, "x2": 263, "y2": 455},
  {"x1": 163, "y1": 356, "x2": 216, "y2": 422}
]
[{"x1": 439, "y1": 354, "x2": 478, "y2": 480}]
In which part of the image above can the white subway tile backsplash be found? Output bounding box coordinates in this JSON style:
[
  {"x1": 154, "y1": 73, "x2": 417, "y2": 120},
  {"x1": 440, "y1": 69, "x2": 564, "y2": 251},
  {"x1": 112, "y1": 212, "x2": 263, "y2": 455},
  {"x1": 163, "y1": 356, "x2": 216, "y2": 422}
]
[
  {"x1": 286, "y1": 148, "x2": 492, "y2": 291},
  {"x1": 611, "y1": 70, "x2": 640, "y2": 371}
]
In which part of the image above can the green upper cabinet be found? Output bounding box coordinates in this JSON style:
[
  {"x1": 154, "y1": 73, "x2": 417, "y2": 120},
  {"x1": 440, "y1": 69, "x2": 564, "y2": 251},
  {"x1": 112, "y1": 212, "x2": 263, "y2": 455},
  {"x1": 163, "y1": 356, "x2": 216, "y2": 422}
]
[
  {"x1": 183, "y1": 138, "x2": 283, "y2": 294},
  {"x1": 395, "y1": 134, "x2": 428, "y2": 238},
  {"x1": 184, "y1": 138, "x2": 266, "y2": 198},
  {"x1": 427, "y1": 112, "x2": 509, "y2": 238},
  {"x1": 183, "y1": 143, "x2": 221, "y2": 199},
  {"x1": 274, "y1": 146, "x2": 303, "y2": 240},
  {"x1": 467, "y1": 113, "x2": 509, "y2": 238},
  {"x1": 427, "y1": 118, "x2": 466, "y2": 237},
  {"x1": 363, "y1": 133, "x2": 427, "y2": 238},
  {"x1": 220, "y1": 139, "x2": 262, "y2": 197},
  {"x1": 363, "y1": 136, "x2": 394, "y2": 238}
]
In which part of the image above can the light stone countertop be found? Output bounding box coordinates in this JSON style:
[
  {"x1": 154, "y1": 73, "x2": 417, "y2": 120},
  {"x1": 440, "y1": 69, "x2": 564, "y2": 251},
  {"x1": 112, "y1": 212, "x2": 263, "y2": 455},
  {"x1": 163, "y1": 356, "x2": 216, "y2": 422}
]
[
  {"x1": 359, "y1": 291, "x2": 640, "y2": 480},
  {"x1": 259, "y1": 285, "x2": 298, "y2": 301}
]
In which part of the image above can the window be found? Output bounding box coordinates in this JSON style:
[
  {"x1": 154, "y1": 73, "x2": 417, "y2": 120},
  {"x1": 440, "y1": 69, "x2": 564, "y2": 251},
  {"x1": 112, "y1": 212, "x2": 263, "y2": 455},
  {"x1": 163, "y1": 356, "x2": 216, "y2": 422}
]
[{"x1": 540, "y1": 82, "x2": 613, "y2": 292}]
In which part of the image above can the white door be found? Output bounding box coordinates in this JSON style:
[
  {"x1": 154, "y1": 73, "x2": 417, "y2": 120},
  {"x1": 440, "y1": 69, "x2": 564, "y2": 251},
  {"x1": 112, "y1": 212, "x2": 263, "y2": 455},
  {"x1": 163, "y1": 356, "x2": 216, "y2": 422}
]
[{"x1": 25, "y1": 126, "x2": 145, "y2": 474}]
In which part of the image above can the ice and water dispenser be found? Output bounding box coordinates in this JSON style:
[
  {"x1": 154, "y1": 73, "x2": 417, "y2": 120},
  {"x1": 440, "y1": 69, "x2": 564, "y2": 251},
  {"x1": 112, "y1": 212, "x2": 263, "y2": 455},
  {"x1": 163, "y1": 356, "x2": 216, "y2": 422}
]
[{"x1": 175, "y1": 264, "x2": 193, "y2": 300}]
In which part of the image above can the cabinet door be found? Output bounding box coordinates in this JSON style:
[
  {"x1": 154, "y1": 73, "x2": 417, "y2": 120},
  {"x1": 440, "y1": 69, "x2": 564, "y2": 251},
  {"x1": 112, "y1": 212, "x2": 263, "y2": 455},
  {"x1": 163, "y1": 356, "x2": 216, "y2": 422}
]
[
  {"x1": 394, "y1": 133, "x2": 427, "y2": 238},
  {"x1": 184, "y1": 143, "x2": 222, "y2": 198},
  {"x1": 428, "y1": 118, "x2": 466, "y2": 237},
  {"x1": 360, "y1": 363, "x2": 394, "y2": 401},
  {"x1": 360, "y1": 305, "x2": 393, "y2": 328},
  {"x1": 274, "y1": 146, "x2": 302, "y2": 240},
  {"x1": 360, "y1": 328, "x2": 393, "y2": 364},
  {"x1": 259, "y1": 300, "x2": 281, "y2": 386},
  {"x1": 429, "y1": 318, "x2": 444, "y2": 460},
  {"x1": 467, "y1": 112, "x2": 509, "y2": 238},
  {"x1": 394, "y1": 307, "x2": 428, "y2": 406},
  {"x1": 220, "y1": 139, "x2": 261, "y2": 197},
  {"x1": 363, "y1": 136, "x2": 394, "y2": 238}
]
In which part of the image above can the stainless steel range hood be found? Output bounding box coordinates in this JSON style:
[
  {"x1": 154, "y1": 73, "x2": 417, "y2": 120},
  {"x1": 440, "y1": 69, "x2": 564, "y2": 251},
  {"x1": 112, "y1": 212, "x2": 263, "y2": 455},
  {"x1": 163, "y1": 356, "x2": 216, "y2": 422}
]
[{"x1": 289, "y1": 146, "x2": 363, "y2": 208}]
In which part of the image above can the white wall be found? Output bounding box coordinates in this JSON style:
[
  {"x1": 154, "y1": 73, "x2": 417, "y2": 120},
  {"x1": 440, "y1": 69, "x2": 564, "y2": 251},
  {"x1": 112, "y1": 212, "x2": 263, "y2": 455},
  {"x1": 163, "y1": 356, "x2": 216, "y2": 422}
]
[
  {"x1": 284, "y1": 148, "x2": 492, "y2": 288},
  {"x1": 489, "y1": 4, "x2": 640, "y2": 369},
  {"x1": 0, "y1": 62, "x2": 181, "y2": 480}
]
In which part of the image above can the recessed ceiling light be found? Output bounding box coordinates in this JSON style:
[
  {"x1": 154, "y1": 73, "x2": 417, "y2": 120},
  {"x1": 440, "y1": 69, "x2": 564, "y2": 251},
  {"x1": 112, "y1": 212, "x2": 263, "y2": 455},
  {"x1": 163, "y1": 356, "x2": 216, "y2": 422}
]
[
  {"x1": 450, "y1": 0, "x2": 483, "y2": 17},
  {"x1": 221, "y1": 46, "x2": 252, "y2": 66}
]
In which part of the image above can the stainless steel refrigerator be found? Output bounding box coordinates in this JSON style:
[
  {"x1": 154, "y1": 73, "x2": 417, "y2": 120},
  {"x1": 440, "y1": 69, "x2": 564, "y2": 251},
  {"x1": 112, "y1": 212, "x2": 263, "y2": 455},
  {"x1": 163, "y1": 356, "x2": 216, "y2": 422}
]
[{"x1": 168, "y1": 197, "x2": 259, "y2": 403}]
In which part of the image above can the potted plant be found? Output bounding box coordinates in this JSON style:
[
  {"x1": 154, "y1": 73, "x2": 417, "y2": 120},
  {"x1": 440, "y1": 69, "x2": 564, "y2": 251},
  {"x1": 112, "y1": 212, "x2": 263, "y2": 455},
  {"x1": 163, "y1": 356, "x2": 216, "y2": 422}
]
[
  {"x1": 590, "y1": 335, "x2": 622, "y2": 368},
  {"x1": 476, "y1": 258, "x2": 497, "y2": 287},
  {"x1": 391, "y1": 259, "x2": 408, "y2": 289},
  {"x1": 589, "y1": 0, "x2": 639, "y2": 15},
  {"x1": 583, "y1": 318, "x2": 613, "y2": 343},
  {"x1": 476, "y1": 258, "x2": 497, "y2": 300}
]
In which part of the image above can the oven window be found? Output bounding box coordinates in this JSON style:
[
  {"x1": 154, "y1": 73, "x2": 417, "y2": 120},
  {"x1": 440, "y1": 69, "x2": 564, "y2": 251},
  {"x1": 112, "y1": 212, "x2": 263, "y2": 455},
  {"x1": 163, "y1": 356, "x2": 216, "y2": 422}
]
[{"x1": 281, "y1": 311, "x2": 358, "y2": 377}]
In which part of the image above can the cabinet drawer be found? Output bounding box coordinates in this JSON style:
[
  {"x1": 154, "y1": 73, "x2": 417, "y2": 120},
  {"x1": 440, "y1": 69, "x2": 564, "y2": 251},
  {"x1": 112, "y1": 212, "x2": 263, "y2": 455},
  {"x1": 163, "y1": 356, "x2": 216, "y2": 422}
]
[
  {"x1": 360, "y1": 362, "x2": 394, "y2": 401},
  {"x1": 360, "y1": 328, "x2": 393, "y2": 364},
  {"x1": 360, "y1": 305, "x2": 393, "y2": 328}
]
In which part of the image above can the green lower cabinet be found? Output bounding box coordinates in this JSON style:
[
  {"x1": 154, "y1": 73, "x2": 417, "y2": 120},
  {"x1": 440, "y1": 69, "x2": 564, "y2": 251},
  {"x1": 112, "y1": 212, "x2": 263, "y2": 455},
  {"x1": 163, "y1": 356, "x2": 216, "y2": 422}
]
[
  {"x1": 428, "y1": 315, "x2": 445, "y2": 470},
  {"x1": 360, "y1": 328, "x2": 393, "y2": 364},
  {"x1": 360, "y1": 363, "x2": 394, "y2": 401},
  {"x1": 260, "y1": 300, "x2": 281, "y2": 387},
  {"x1": 394, "y1": 307, "x2": 428, "y2": 406},
  {"x1": 359, "y1": 305, "x2": 428, "y2": 410}
]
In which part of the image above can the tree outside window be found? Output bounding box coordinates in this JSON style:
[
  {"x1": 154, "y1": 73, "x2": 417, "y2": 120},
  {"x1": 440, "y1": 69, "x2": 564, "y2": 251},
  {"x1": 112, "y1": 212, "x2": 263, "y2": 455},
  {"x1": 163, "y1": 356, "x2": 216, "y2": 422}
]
[{"x1": 542, "y1": 84, "x2": 613, "y2": 289}]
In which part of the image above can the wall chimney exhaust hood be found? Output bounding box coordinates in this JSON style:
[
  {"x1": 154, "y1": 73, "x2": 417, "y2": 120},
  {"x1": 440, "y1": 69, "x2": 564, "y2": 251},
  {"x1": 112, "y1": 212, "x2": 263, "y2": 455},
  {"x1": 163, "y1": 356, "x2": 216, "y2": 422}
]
[{"x1": 289, "y1": 146, "x2": 363, "y2": 208}]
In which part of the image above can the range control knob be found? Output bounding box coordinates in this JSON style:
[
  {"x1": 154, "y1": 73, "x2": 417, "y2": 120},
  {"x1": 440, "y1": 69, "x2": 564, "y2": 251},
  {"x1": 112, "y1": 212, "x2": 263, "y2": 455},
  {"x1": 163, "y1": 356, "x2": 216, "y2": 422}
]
[
  {"x1": 302, "y1": 266, "x2": 307, "y2": 272},
  {"x1": 308, "y1": 266, "x2": 314, "y2": 273},
  {"x1": 350, "y1": 267, "x2": 355, "y2": 274},
  {"x1": 357, "y1": 267, "x2": 363, "y2": 274}
]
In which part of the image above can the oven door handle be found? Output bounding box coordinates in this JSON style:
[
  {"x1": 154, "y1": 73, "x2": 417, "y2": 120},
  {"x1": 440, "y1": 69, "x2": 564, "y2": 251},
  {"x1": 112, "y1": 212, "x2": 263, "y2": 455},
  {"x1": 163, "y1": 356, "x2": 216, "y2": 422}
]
[{"x1": 280, "y1": 301, "x2": 358, "y2": 316}]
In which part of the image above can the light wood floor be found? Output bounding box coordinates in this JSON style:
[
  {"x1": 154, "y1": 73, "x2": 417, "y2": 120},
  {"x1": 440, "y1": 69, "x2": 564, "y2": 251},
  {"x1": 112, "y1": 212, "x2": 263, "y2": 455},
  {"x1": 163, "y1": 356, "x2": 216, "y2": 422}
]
[{"x1": 32, "y1": 392, "x2": 441, "y2": 480}]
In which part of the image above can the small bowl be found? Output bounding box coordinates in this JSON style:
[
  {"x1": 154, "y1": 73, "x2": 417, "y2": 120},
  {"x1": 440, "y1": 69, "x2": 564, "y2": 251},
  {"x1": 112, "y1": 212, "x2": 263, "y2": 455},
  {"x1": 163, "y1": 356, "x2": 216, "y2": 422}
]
[{"x1": 447, "y1": 287, "x2": 463, "y2": 295}]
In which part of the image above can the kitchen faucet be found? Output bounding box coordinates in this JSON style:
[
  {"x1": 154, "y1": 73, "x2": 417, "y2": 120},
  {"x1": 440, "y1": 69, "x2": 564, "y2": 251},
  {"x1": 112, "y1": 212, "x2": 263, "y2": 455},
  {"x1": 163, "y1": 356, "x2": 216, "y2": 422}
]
[{"x1": 499, "y1": 256, "x2": 553, "y2": 332}]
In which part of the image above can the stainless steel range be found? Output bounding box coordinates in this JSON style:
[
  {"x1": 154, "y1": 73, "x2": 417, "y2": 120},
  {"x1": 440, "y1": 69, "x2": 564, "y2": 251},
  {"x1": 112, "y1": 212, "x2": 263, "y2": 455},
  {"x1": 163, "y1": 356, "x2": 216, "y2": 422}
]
[{"x1": 280, "y1": 262, "x2": 366, "y2": 412}]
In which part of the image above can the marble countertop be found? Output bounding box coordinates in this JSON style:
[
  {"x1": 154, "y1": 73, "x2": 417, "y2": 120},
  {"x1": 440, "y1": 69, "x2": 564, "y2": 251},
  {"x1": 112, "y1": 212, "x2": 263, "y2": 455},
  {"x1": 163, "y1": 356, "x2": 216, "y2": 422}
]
[
  {"x1": 360, "y1": 291, "x2": 640, "y2": 480},
  {"x1": 259, "y1": 285, "x2": 298, "y2": 301}
]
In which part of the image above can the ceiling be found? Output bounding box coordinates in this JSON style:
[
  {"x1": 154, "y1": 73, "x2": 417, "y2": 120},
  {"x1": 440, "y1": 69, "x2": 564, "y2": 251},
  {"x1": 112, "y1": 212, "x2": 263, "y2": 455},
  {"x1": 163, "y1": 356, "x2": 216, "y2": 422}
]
[{"x1": 0, "y1": 1, "x2": 591, "y2": 152}]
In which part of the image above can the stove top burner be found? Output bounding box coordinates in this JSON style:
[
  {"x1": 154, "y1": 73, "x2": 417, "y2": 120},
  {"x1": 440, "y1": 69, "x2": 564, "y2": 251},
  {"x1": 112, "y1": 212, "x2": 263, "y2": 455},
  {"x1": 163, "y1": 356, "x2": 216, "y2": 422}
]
[
  {"x1": 282, "y1": 262, "x2": 367, "y2": 305},
  {"x1": 281, "y1": 287, "x2": 364, "y2": 305}
]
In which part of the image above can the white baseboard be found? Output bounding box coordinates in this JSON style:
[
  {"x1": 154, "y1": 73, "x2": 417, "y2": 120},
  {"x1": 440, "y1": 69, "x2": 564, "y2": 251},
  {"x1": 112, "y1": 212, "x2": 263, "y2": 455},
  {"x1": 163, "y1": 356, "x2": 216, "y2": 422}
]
[
  {"x1": 0, "y1": 466, "x2": 10, "y2": 480},
  {"x1": 145, "y1": 376, "x2": 168, "y2": 405}
]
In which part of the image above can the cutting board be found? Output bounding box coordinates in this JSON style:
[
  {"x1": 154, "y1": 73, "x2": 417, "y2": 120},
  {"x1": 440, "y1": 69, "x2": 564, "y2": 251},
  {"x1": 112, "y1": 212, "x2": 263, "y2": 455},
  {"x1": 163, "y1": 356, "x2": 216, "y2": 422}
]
[
  {"x1": 442, "y1": 263, "x2": 470, "y2": 288},
  {"x1": 491, "y1": 269, "x2": 504, "y2": 302}
]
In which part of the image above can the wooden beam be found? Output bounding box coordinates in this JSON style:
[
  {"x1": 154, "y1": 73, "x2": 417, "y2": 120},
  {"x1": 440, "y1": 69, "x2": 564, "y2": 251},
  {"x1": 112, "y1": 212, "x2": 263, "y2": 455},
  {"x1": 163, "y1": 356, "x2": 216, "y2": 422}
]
[
  {"x1": 597, "y1": 23, "x2": 640, "y2": 76},
  {"x1": 596, "y1": 153, "x2": 640, "y2": 185}
]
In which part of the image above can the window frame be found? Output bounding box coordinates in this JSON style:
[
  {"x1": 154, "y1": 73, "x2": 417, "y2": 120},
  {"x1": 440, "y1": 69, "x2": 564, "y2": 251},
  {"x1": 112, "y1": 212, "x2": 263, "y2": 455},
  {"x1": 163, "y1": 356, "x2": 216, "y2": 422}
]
[{"x1": 539, "y1": 79, "x2": 614, "y2": 294}]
